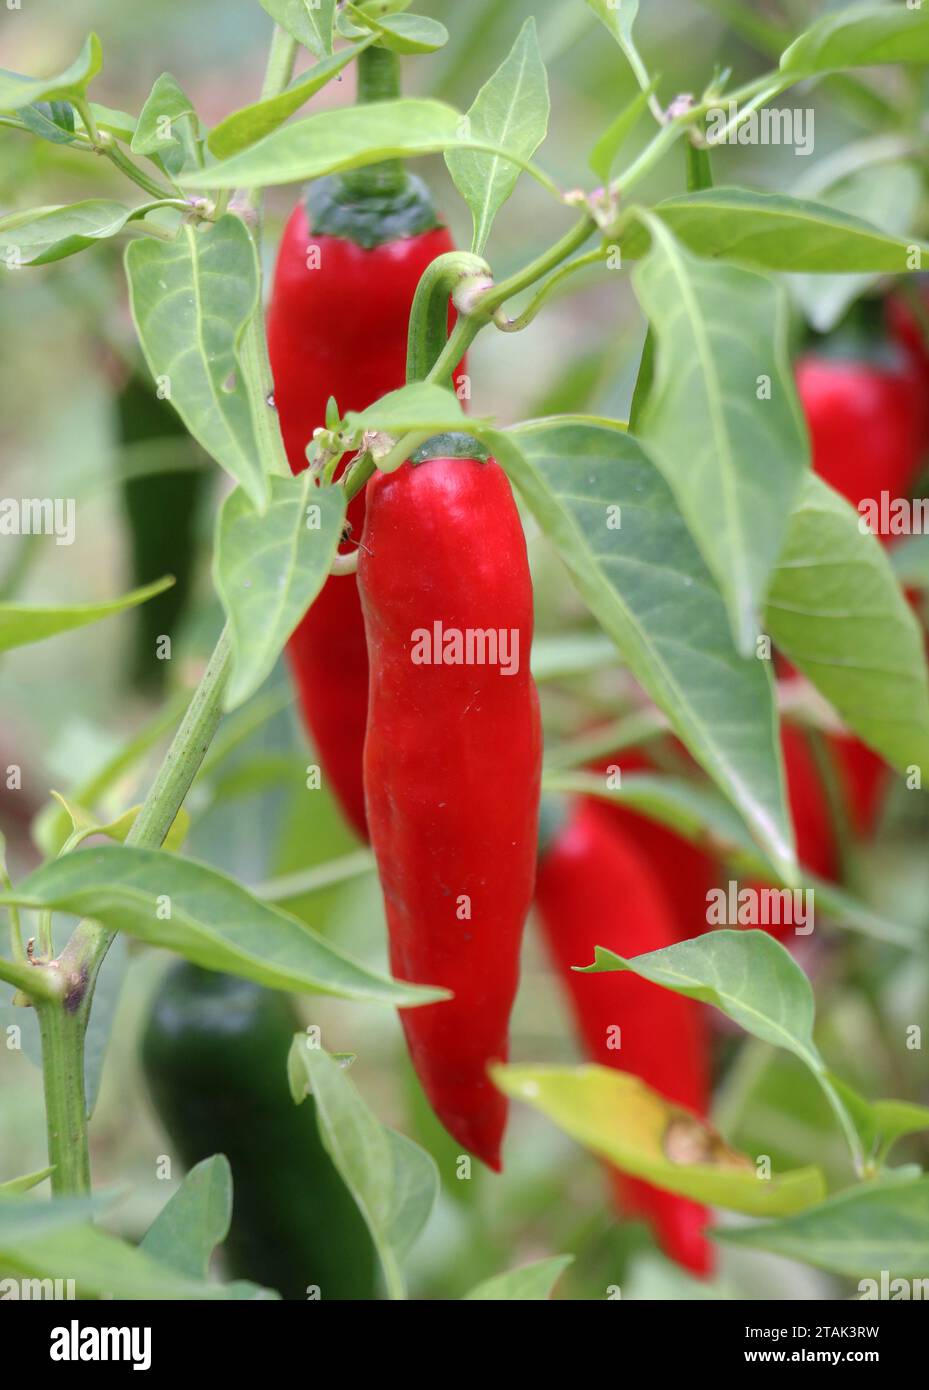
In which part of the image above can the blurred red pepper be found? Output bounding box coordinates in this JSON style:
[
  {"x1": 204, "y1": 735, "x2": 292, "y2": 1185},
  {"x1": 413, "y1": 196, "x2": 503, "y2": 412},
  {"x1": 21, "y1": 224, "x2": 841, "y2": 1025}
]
[
  {"x1": 536, "y1": 797, "x2": 713, "y2": 1277},
  {"x1": 796, "y1": 353, "x2": 927, "y2": 533},
  {"x1": 267, "y1": 50, "x2": 459, "y2": 841},
  {"x1": 359, "y1": 439, "x2": 541, "y2": 1171}
]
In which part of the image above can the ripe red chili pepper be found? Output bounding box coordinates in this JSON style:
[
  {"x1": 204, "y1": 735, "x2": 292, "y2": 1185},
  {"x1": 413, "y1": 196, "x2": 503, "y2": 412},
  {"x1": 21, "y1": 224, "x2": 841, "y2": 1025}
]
[
  {"x1": 596, "y1": 747, "x2": 718, "y2": 943},
  {"x1": 358, "y1": 437, "x2": 542, "y2": 1171},
  {"x1": 536, "y1": 797, "x2": 713, "y2": 1276},
  {"x1": 267, "y1": 53, "x2": 459, "y2": 841},
  {"x1": 796, "y1": 353, "x2": 927, "y2": 530}
]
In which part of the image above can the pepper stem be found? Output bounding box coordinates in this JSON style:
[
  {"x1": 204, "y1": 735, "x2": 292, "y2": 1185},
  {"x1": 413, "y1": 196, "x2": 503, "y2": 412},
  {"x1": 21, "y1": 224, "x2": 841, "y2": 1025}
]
[{"x1": 340, "y1": 46, "x2": 407, "y2": 199}]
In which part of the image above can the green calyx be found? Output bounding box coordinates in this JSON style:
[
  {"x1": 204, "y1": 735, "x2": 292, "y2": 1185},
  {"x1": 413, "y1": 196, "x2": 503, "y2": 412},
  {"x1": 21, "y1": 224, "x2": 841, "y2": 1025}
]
[
  {"x1": 304, "y1": 172, "x2": 442, "y2": 249},
  {"x1": 410, "y1": 432, "x2": 490, "y2": 465}
]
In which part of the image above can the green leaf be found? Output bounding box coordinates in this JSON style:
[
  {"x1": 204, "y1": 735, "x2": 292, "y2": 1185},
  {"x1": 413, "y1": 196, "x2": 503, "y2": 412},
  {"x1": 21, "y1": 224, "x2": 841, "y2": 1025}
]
[
  {"x1": 589, "y1": 85, "x2": 651, "y2": 185},
  {"x1": 0, "y1": 1193, "x2": 99, "y2": 1240},
  {"x1": 892, "y1": 532, "x2": 929, "y2": 588},
  {"x1": 125, "y1": 216, "x2": 267, "y2": 509},
  {"x1": 632, "y1": 218, "x2": 808, "y2": 655},
  {"x1": 714, "y1": 1178, "x2": 929, "y2": 1279},
  {"x1": 0, "y1": 1212, "x2": 270, "y2": 1300},
  {"x1": 586, "y1": 0, "x2": 640, "y2": 51},
  {"x1": 781, "y1": 5, "x2": 929, "y2": 76},
  {"x1": 587, "y1": 929, "x2": 823, "y2": 1072},
  {"x1": 360, "y1": 11, "x2": 449, "y2": 54},
  {"x1": 259, "y1": 0, "x2": 337, "y2": 58},
  {"x1": 463, "y1": 1255, "x2": 574, "y2": 1300},
  {"x1": 19, "y1": 100, "x2": 77, "y2": 146},
  {"x1": 49, "y1": 792, "x2": 190, "y2": 854},
  {"x1": 0, "y1": 34, "x2": 102, "y2": 111},
  {"x1": 343, "y1": 382, "x2": 476, "y2": 436},
  {"x1": 494, "y1": 1063, "x2": 826, "y2": 1215},
  {"x1": 620, "y1": 186, "x2": 928, "y2": 275},
  {"x1": 446, "y1": 18, "x2": 550, "y2": 256},
  {"x1": 0, "y1": 847, "x2": 445, "y2": 1007},
  {"x1": 0, "y1": 577, "x2": 173, "y2": 653},
  {"x1": 503, "y1": 419, "x2": 796, "y2": 882},
  {"x1": 786, "y1": 164, "x2": 922, "y2": 333},
  {"x1": 765, "y1": 474, "x2": 929, "y2": 782},
  {"x1": 214, "y1": 475, "x2": 346, "y2": 710},
  {"x1": 208, "y1": 41, "x2": 373, "y2": 159},
  {"x1": 132, "y1": 73, "x2": 200, "y2": 177},
  {"x1": 83, "y1": 101, "x2": 136, "y2": 142},
  {"x1": 183, "y1": 99, "x2": 467, "y2": 190},
  {"x1": 288, "y1": 1042, "x2": 438, "y2": 1299},
  {"x1": 0, "y1": 1166, "x2": 54, "y2": 1195},
  {"x1": 829, "y1": 1076, "x2": 929, "y2": 1164},
  {"x1": 0, "y1": 200, "x2": 145, "y2": 266},
  {"x1": 140, "y1": 1155, "x2": 232, "y2": 1280}
]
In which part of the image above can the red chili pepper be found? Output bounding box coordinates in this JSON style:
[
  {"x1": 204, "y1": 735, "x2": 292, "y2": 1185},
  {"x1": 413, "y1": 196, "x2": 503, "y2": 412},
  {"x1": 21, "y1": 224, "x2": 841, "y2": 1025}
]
[
  {"x1": 796, "y1": 354, "x2": 927, "y2": 531},
  {"x1": 536, "y1": 797, "x2": 713, "y2": 1276},
  {"x1": 267, "y1": 53, "x2": 459, "y2": 841},
  {"x1": 358, "y1": 438, "x2": 542, "y2": 1171},
  {"x1": 596, "y1": 747, "x2": 718, "y2": 943}
]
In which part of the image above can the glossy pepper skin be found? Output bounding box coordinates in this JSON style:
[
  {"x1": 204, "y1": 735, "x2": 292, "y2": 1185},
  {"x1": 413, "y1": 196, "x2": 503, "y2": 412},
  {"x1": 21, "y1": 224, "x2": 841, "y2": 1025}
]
[
  {"x1": 597, "y1": 747, "x2": 718, "y2": 943},
  {"x1": 796, "y1": 354, "x2": 927, "y2": 529},
  {"x1": 117, "y1": 373, "x2": 209, "y2": 692},
  {"x1": 142, "y1": 963, "x2": 376, "y2": 1300},
  {"x1": 267, "y1": 178, "x2": 457, "y2": 841},
  {"x1": 358, "y1": 442, "x2": 542, "y2": 1171},
  {"x1": 535, "y1": 798, "x2": 713, "y2": 1277}
]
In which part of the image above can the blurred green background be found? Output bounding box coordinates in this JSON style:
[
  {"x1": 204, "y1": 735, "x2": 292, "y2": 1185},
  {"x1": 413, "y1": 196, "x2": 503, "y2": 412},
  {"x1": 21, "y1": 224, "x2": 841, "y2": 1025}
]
[{"x1": 1, "y1": 0, "x2": 928, "y2": 1300}]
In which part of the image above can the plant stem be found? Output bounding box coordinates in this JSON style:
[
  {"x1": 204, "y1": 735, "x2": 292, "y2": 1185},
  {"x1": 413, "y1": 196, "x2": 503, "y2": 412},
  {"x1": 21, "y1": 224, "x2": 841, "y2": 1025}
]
[
  {"x1": 815, "y1": 1070, "x2": 866, "y2": 1178},
  {"x1": 341, "y1": 46, "x2": 407, "y2": 198},
  {"x1": 36, "y1": 1001, "x2": 91, "y2": 1196},
  {"x1": 104, "y1": 142, "x2": 177, "y2": 200},
  {"x1": 494, "y1": 249, "x2": 606, "y2": 333},
  {"x1": 479, "y1": 216, "x2": 597, "y2": 316},
  {"x1": 36, "y1": 627, "x2": 232, "y2": 1196}
]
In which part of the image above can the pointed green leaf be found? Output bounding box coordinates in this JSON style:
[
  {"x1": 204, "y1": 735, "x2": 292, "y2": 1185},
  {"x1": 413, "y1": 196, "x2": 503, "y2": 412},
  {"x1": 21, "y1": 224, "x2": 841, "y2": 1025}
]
[
  {"x1": 0, "y1": 847, "x2": 445, "y2": 1007},
  {"x1": 208, "y1": 41, "x2": 373, "y2": 159},
  {"x1": 259, "y1": 0, "x2": 337, "y2": 57},
  {"x1": 464, "y1": 1255, "x2": 574, "y2": 1300},
  {"x1": 132, "y1": 73, "x2": 200, "y2": 176},
  {"x1": 619, "y1": 186, "x2": 929, "y2": 274},
  {"x1": 0, "y1": 1167, "x2": 54, "y2": 1196},
  {"x1": 214, "y1": 475, "x2": 346, "y2": 710},
  {"x1": 714, "y1": 1178, "x2": 929, "y2": 1279},
  {"x1": 0, "y1": 34, "x2": 102, "y2": 111},
  {"x1": 19, "y1": 100, "x2": 76, "y2": 145},
  {"x1": 632, "y1": 219, "x2": 808, "y2": 654},
  {"x1": 289, "y1": 1042, "x2": 438, "y2": 1299},
  {"x1": 184, "y1": 99, "x2": 462, "y2": 189},
  {"x1": 0, "y1": 200, "x2": 144, "y2": 266},
  {"x1": 589, "y1": 85, "x2": 651, "y2": 185},
  {"x1": 0, "y1": 578, "x2": 173, "y2": 653},
  {"x1": 765, "y1": 474, "x2": 929, "y2": 781},
  {"x1": 125, "y1": 216, "x2": 267, "y2": 508},
  {"x1": 343, "y1": 382, "x2": 476, "y2": 436},
  {"x1": 587, "y1": 929, "x2": 823, "y2": 1071},
  {"x1": 781, "y1": 5, "x2": 929, "y2": 76},
  {"x1": 503, "y1": 419, "x2": 795, "y2": 880},
  {"x1": 140, "y1": 1156, "x2": 232, "y2": 1280},
  {"x1": 446, "y1": 18, "x2": 550, "y2": 255}
]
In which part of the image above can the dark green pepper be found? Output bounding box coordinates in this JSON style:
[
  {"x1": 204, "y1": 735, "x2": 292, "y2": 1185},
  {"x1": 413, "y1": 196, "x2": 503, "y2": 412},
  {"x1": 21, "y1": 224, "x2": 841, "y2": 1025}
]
[
  {"x1": 141, "y1": 962, "x2": 377, "y2": 1300},
  {"x1": 116, "y1": 374, "x2": 210, "y2": 691}
]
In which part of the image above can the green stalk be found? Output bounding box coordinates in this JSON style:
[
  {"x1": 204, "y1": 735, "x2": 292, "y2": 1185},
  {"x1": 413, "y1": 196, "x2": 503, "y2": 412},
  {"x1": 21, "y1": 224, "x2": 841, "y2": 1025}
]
[
  {"x1": 36, "y1": 1003, "x2": 91, "y2": 1196},
  {"x1": 340, "y1": 46, "x2": 407, "y2": 198}
]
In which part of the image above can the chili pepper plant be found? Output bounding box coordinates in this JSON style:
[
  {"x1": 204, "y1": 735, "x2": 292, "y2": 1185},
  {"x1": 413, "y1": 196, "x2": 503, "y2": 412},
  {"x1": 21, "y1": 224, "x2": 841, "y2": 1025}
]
[{"x1": 2, "y1": 0, "x2": 929, "y2": 1304}]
